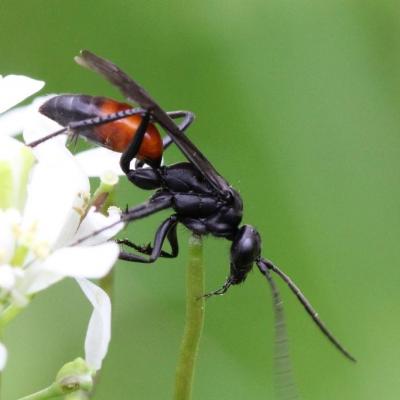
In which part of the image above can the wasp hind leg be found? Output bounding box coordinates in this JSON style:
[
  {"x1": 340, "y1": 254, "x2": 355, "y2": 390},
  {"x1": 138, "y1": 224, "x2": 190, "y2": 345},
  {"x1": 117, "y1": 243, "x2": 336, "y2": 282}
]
[
  {"x1": 163, "y1": 111, "x2": 195, "y2": 150},
  {"x1": 118, "y1": 215, "x2": 179, "y2": 263}
]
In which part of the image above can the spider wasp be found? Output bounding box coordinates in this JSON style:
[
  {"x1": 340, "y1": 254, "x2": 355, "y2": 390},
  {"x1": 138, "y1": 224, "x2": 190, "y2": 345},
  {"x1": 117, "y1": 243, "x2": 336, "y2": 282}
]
[{"x1": 29, "y1": 51, "x2": 355, "y2": 366}]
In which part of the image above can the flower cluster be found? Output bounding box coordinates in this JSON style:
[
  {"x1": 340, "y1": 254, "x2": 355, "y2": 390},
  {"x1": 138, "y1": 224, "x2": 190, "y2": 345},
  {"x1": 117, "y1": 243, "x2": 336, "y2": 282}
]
[{"x1": 0, "y1": 75, "x2": 125, "y2": 374}]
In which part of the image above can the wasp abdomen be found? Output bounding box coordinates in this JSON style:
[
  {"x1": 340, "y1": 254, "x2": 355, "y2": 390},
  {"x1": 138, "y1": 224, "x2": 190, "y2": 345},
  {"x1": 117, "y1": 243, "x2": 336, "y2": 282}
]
[
  {"x1": 40, "y1": 95, "x2": 163, "y2": 165},
  {"x1": 40, "y1": 95, "x2": 106, "y2": 127}
]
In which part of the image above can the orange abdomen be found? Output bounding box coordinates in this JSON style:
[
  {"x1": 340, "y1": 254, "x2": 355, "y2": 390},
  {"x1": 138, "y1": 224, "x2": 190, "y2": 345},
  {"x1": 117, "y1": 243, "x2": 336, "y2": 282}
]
[
  {"x1": 40, "y1": 95, "x2": 163, "y2": 166},
  {"x1": 96, "y1": 100, "x2": 163, "y2": 163}
]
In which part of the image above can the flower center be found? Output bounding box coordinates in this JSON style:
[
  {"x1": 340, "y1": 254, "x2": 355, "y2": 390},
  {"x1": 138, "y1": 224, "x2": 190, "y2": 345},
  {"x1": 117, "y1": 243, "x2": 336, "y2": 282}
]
[{"x1": 7, "y1": 218, "x2": 50, "y2": 266}]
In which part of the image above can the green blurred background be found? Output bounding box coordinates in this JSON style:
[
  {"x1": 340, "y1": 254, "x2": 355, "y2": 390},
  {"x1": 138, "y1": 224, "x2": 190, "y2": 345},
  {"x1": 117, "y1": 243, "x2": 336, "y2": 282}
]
[{"x1": 1, "y1": 1, "x2": 400, "y2": 399}]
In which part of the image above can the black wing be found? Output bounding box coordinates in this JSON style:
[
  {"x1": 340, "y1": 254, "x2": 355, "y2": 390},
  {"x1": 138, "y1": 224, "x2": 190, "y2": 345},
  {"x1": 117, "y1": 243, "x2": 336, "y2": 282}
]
[{"x1": 75, "y1": 50, "x2": 231, "y2": 197}]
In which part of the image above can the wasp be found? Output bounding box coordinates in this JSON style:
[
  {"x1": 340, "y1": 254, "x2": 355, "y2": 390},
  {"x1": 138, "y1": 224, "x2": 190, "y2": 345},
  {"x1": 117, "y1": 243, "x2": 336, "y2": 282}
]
[{"x1": 29, "y1": 51, "x2": 355, "y2": 365}]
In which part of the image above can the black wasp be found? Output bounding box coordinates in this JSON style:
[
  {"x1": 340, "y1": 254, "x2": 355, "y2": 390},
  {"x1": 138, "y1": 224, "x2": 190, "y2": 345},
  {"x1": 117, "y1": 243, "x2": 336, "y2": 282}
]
[{"x1": 29, "y1": 50, "x2": 355, "y2": 364}]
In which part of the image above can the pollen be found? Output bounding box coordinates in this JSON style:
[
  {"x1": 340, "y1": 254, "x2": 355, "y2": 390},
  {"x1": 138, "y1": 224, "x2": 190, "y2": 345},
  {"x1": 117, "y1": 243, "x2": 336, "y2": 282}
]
[
  {"x1": 11, "y1": 224, "x2": 23, "y2": 239},
  {"x1": 81, "y1": 191, "x2": 91, "y2": 207},
  {"x1": 32, "y1": 241, "x2": 50, "y2": 260},
  {"x1": 74, "y1": 191, "x2": 91, "y2": 217},
  {"x1": 18, "y1": 221, "x2": 38, "y2": 247}
]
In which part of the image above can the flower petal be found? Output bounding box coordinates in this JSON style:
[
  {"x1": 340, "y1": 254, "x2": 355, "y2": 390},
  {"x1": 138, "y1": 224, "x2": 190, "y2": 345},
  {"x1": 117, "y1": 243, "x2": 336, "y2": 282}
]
[
  {"x1": 22, "y1": 95, "x2": 67, "y2": 159},
  {"x1": 0, "y1": 342, "x2": 8, "y2": 371},
  {"x1": 77, "y1": 279, "x2": 111, "y2": 371},
  {"x1": 73, "y1": 207, "x2": 124, "y2": 246},
  {"x1": 0, "y1": 75, "x2": 44, "y2": 114},
  {"x1": 75, "y1": 147, "x2": 125, "y2": 177},
  {"x1": 0, "y1": 210, "x2": 20, "y2": 264},
  {"x1": 0, "y1": 136, "x2": 35, "y2": 210},
  {"x1": 23, "y1": 242, "x2": 119, "y2": 294},
  {"x1": 0, "y1": 265, "x2": 21, "y2": 290},
  {"x1": 22, "y1": 144, "x2": 89, "y2": 248},
  {"x1": 0, "y1": 105, "x2": 31, "y2": 136}
]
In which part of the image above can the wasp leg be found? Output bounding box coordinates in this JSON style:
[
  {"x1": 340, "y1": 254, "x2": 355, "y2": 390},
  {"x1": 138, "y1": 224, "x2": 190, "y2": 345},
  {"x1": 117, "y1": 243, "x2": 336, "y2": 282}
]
[
  {"x1": 28, "y1": 107, "x2": 147, "y2": 148},
  {"x1": 120, "y1": 111, "x2": 151, "y2": 174},
  {"x1": 28, "y1": 106, "x2": 193, "y2": 150},
  {"x1": 122, "y1": 193, "x2": 172, "y2": 220},
  {"x1": 119, "y1": 215, "x2": 179, "y2": 263},
  {"x1": 134, "y1": 110, "x2": 195, "y2": 169},
  {"x1": 201, "y1": 278, "x2": 234, "y2": 299},
  {"x1": 72, "y1": 193, "x2": 173, "y2": 247},
  {"x1": 117, "y1": 239, "x2": 174, "y2": 259},
  {"x1": 163, "y1": 111, "x2": 195, "y2": 150}
]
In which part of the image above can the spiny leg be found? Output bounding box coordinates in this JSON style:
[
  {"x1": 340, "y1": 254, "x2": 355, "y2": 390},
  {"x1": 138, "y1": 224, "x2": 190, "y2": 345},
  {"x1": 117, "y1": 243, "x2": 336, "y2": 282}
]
[
  {"x1": 201, "y1": 277, "x2": 234, "y2": 299},
  {"x1": 27, "y1": 107, "x2": 146, "y2": 148},
  {"x1": 117, "y1": 239, "x2": 174, "y2": 258},
  {"x1": 28, "y1": 105, "x2": 193, "y2": 154},
  {"x1": 119, "y1": 215, "x2": 179, "y2": 263},
  {"x1": 71, "y1": 193, "x2": 173, "y2": 247},
  {"x1": 163, "y1": 111, "x2": 195, "y2": 150},
  {"x1": 134, "y1": 110, "x2": 195, "y2": 169},
  {"x1": 120, "y1": 110, "x2": 151, "y2": 174},
  {"x1": 118, "y1": 218, "x2": 178, "y2": 259},
  {"x1": 120, "y1": 110, "x2": 194, "y2": 172}
]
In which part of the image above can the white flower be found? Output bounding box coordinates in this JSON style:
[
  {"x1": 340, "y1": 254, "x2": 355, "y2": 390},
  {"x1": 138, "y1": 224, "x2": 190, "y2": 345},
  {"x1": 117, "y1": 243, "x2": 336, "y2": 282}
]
[
  {"x1": 0, "y1": 75, "x2": 44, "y2": 114},
  {"x1": 0, "y1": 135, "x2": 122, "y2": 369},
  {"x1": 0, "y1": 78, "x2": 125, "y2": 370},
  {"x1": 0, "y1": 343, "x2": 7, "y2": 371},
  {"x1": 0, "y1": 94, "x2": 125, "y2": 177},
  {"x1": 78, "y1": 279, "x2": 111, "y2": 371},
  {"x1": 75, "y1": 147, "x2": 124, "y2": 177}
]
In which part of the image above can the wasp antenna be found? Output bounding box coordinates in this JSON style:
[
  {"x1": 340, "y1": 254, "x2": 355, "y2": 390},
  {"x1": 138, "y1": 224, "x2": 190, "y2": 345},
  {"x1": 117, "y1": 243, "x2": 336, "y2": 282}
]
[
  {"x1": 27, "y1": 127, "x2": 68, "y2": 148},
  {"x1": 257, "y1": 261, "x2": 300, "y2": 400},
  {"x1": 260, "y1": 258, "x2": 356, "y2": 363}
]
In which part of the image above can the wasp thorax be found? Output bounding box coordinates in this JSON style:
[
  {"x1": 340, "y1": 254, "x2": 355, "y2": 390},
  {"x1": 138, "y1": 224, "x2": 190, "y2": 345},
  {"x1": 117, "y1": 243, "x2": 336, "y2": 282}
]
[{"x1": 127, "y1": 168, "x2": 161, "y2": 190}]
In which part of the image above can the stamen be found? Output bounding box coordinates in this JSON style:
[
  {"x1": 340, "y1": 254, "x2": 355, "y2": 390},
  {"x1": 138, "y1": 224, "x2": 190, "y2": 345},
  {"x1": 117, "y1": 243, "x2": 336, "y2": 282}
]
[
  {"x1": 74, "y1": 191, "x2": 91, "y2": 216},
  {"x1": 32, "y1": 241, "x2": 50, "y2": 260}
]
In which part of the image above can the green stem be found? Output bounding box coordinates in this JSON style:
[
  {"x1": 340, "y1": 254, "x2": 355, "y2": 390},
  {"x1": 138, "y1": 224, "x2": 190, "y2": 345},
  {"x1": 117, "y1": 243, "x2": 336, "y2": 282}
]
[
  {"x1": 173, "y1": 234, "x2": 205, "y2": 400},
  {"x1": 63, "y1": 391, "x2": 90, "y2": 400},
  {"x1": 17, "y1": 386, "x2": 90, "y2": 400},
  {"x1": 0, "y1": 305, "x2": 23, "y2": 400},
  {"x1": 17, "y1": 384, "x2": 60, "y2": 400},
  {"x1": 0, "y1": 304, "x2": 23, "y2": 328},
  {"x1": 0, "y1": 326, "x2": 3, "y2": 400}
]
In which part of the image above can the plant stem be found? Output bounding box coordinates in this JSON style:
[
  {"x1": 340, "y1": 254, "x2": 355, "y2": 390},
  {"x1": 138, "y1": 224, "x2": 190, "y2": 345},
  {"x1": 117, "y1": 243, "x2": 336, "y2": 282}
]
[
  {"x1": 64, "y1": 391, "x2": 90, "y2": 400},
  {"x1": 0, "y1": 304, "x2": 22, "y2": 328},
  {"x1": 18, "y1": 386, "x2": 90, "y2": 400},
  {"x1": 173, "y1": 234, "x2": 205, "y2": 400},
  {"x1": 0, "y1": 327, "x2": 3, "y2": 400},
  {"x1": 0, "y1": 304, "x2": 22, "y2": 400},
  {"x1": 17, "y1": 384, "x2": 59, "y2": 400}
]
